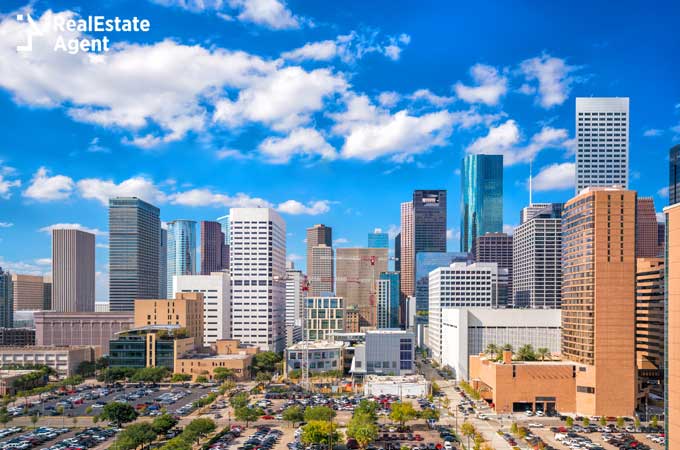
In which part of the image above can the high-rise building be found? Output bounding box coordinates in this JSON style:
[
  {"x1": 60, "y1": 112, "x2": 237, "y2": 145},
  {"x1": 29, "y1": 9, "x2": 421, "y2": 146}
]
[
  {"x1": 304, "y1": 296, "x2": 345, "y2": 341},
  {"x1": 575, "y1": 97, "x2": 629, "y2": 193},
  {"x1": 0, "y1": 268, "x2": 12, "y2": 329},
  {"x1": 670, "y1": 145, "x2": 680, "y2": 206},
  {"x1": 377, "y1": 272, "x2": 400, "y2": 329},
  {"x1": 306, "y1": 224, "x2": 333, "y2": 295},
  {"x1": 285, "y1": 265, "x2": 306, "y2": 328},
  {"x1": 134, "y1": 292, "x2": 204, "y2": 347},
  {"x1": 11, "y1": 274, "x2": 45, "y2": 311},
  {"x1": 200, "y1": 221, "x2": 226, "y2": 275},
  {"x1": 42, "y1": 275, "x2": 52, "y2": 310},
  {"x1": 159, "y1": 228, "x2": 167, "y2": 299},
  {"x1": 166, "y1": 220, "x2": 196, "y2": 298},
  {"x1": 394, "y1": 233, "x2": 401, "y2": 273},
  {"x1": 230, "y1": 208, "x2": 286, "y2": 352},
  {"x1": 109, "y1": 197, "x2": 160, "y2": 311},
  {"x1": 635, "y1": 258, "x2": 664, "y2": 386},
  {"x1": 561, "y1": 187, "x2": 636, "y2": 416},
  {"x1": 415, "y1": 252, "x2": 471, "y2": 316},
  {"x1": 336, "y1": 248, "x2": 389, "y2": 327},
  {"x1": 52, "y1": 229, "x2": 95, "y2": 312},
  {"x1": 636, "y1": 197, "x2": 660, "y2": 258},
  {"x1": 368, "y1": 228, "x2": 389, "y2": 248},
  {"x1": 461, "y1": 154, "x2": 503, "y2": 252},
  {"x1": 173, "y1": 271, "x2": 231, "y2": 347},
  {"x1": 473, "y1": 232, "x2": 513, "y2": 304},
  {"x1": 513, "y1": 207, "x2": 562, "y2": 309},
  {"x1": 664, "y1": 201, "x2": 680, "y2": 442},
  {"x1": 216, "y1": 214, "x2": 230, "y2": 270},
  {"x1": 413, "y1": 190, "x2": 447, "y2": 253},
  {"x1": 658, "y1": 221, "x2": 666, "y2": 255},
  {"x1": 520, "y1": 202, "x2": 564, "y2": 224},
  {"x1": 400, "y1": 202, "x2": 414, "y2": 300}
]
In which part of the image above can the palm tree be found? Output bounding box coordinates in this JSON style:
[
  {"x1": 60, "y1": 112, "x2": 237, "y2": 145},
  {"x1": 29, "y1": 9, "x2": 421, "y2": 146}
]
[
  {"x1": 536, "y1": 347, "x2": 550, "y2": 361},
  {"x1": 501, "y1": 343, "x2": 513, "y2": 353},
  {"x1": 484, "y1": 344, "x2": 499, "y2": 359}
]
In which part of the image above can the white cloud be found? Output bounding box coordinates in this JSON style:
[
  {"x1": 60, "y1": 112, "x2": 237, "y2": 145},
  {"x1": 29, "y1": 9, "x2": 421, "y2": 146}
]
[
  {"x1": 276, "y1": 200, "x2": 330, "y2": 215},
  {"x1": 0, "y1": 163, "x2": 21, "y2": 199},
  {"x1": 170, "y1": 189, "x2": 272, "y2": 208},
  {"x1": 387, "y1": 224, "x2": 400, "y2": 239},
  {"x1": 454, "y1": 64, "x2": 507, "y2": 106},
  {"x1": 410, "y1": 89, "x2": 454, "y2": 106},
  {"x1": 35, "y1": 258, "x2": 51, "y2": 266},
  {"x1": 39, "y1": 223, "x2": 105, "y2": 236},
  {"x1": 532, "y1": 162, "x2": 575, "y2": 191},
  {"x1": 281, "y1": 40, "x2": 338, "y2": 62},
  {"x1": 287, "y1": 253, "x2": 303, "y2": 261},
  {"x1": 333, "y1": 237, "x2": 349, "y2": 245},
  {"x1": 659, "y1": 186, "x2": 669, "y2": 197},
  {"x1": 77, "y1": 176, "x2": 167, "y2": 206},
  {"x1": 644, "y1": 128, "x2": 663, "y2": 137},
  {"x1": 377, "y1": 92, "x2": 400, "y2": 108},
  {"x1": 0, "y1": 222, "x2": 12, "y2": 228},
  {"x1": 503, "y1": 224, "x2": 517, "y2": 236},
  {"x1": 96, "y1": 270, "x2": 109, "y2": 302},
  {"x1": 215, "y1": 149, "x2": 252, "y2": 160},
  {"x1": 258, "y1": 128, "x2": 337, "y2": 163},
  {"x1": 0, "y1": 258, "x2": 49, "y2": 276},
  {"x1": 657, "y1": 212, "x2": 666, "y2": 223},
  {"x1": 23, "y1": 167, "x2": 74, "y2": 201},
  {"x1": 466, "y1": 120, "x2": 573, "y2": 165},
  {"x1": 445, "y1": 229, "x2": 460, "y2": 241},
  {"x1": 519, "y1": 54, "x2": 580, "y2": 108},
  {"x1": 96, "y1": 243, "x2": 110, "y2": 249}
]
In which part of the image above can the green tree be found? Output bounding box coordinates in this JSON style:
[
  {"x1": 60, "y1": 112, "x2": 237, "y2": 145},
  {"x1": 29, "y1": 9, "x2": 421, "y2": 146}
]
[
  {"x1": 282, "y1": 406, "x2": 305, "y2": 427},
  {"x1": 599, "y1": 416, "x2": 607, "y2": 427},
  {"x1": 484, "y1": 343, "x2": 499, "y2": 359},
  {"x1": 300, "y1": 421, "x2": 341, "y2": 445},
  {"x1": 100, "y1": 402, "x2": 139, "y2": 427},
  {"x1": 230, "y1": 392, "x2": 250, "y2": 409},
  {"x1": 170, "y1": 373, "x2": 192, "y2": 383},
  {"x1": 354, "y1": 400, "x2": 378, "y2": 421},
  {"x1": 461, "y1": 422, "x2": 476, "y2": 450},
  {"x1": 419, "y1": 408, "x2": 439, "y2": 422},
  {"x1": 516, "y1": 344, "x2": 537, "y2": 361},
  {"x1": 251, "y1": 352, "x2": 282, "y2": 375},
  {"x1": 304, "y1": 405, "x2": 336, "y2": 422},
  {"x1": 195, "y1": 375, "x2": 209, "y2": 383},
  {"x1": 536, "y1": 347, "x2": 550, "y2": 361},
  {"x1": 616, "y1": 417, "x2": 625, "y2": 428},
  {"x1": 75, "y1": 361, "x2": 96, "y2": 378},
  {"x1": 651, "y1": 416, "x2": 659, "y2": 428},
  {"x1": 111, "y1": 422, "x2": 156, "y2": 450},
  {"x1": 634, "y1": 417, "x2": 641, "y2": 429},
  {"x1": 219, "y1": 381, "x2": 236, "y2": 395},
  {"x1": 565, "y1": 416, "x2": 574, "y2": 427},
  {"x1": 183, "y1": 418, "x2": 216, "y2": 444},
  {"x1": 160, "y1": 437, "x2": 192, "y2": 450},
  {"x1": 234, "y1": 406, "x2": 263, "y2": 427},
  {"x1": 131, "y1": 366, "x2": 169, "y2": 383},
  {"x1": 583, "y1": 417, "x2": 590, "y2": 427},
  {"x1": 389, "y1": 402, "x2": 417, "y2": 427},
  {"x1": 30, "y1": 414, "x2": 39, "y2": 429},
  {"x1": 152, "y1": 413, "x2": 178, "y2": 434},
  {"x1": 213, "y1": 367, "x2": 235, "y2": 382},
  {"x1": 95, "y1": 356, "x2": 110, "y2": 371},
  {"x1": 347, "y1": 414, "x2": 378, "y2": 450},
  {"x1": 255, "y1": 372, "x2": 272, "y2": 382},
  {"x1": 510, "y1": 422, "x2": 518, "y2": 435}
]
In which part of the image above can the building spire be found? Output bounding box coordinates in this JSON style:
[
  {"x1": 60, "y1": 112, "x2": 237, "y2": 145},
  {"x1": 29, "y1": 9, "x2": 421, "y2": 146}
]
[{"x1": 529, "y1": 159, "x2": 533, "y2": 206}]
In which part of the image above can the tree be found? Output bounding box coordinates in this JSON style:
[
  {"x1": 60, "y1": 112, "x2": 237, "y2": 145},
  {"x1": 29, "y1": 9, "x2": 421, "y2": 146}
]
[
  {"x1": 565, "y1": 416, "x2": 574, "y2": 427},
  {"x1": 304, "y1": 405, "x2": 336, "y2": 422},
  {"x1": 251, "y1": 352, "x2": 282, "y2": 375},
  {"x1": 419, "y1": 408, "x2": 439, "y2": 422},
  {"x1": 0, "y1": 407, "x2": 10, "y2": 427},
  {"x1": 355, "y1": 400, "x2": 378, "y2": 421},
  {"x1": 583, "y1": 417, "x2": 590, "y2": 427},
  {"x1": 516, "y1": 344, "x2": 537, "y2": 361},
  {"x1": 171, "y1": 373, "x2": 192, "y2": 383},
  {"x1": 196, "y1": 375, "x2": 209, "y2": 383},
  {"x1": 536, "y1": 347, "x2": 550, "y2": 361},
  {"x1": 234, "y1": 406, "x2": 263, "y2": 427},
  {"x1": 300, "y1": 420, "x2": 341, "y2": 446},
  {"x1": 30, "y1": 414, "x2": 39, "y2": 429},
  {"x1": 599, "y1": 416, "x2": 607, "y2": 427},
  {"x1": 76, "y1": 361, "x2": 96, "y2": 378},
  {"x1": 510, "y1": 422, "x2": 518, "y2": 435},
  {"x1": 219, "y1": 381, "x2": 236, "y2": 395},
  {"x1": 161, "y1": 437, "x2": 192, "y2": 450},
  {"x1": 616, "y1": 417, "x2": 625, "y2": 428},
  {"x1": 282, "y1": 406, "x2": 305, "y2": 427},
  {"x1": 213, "y1": 367, "x2": 235, "y2": 382},
  {"x1": 255, "y1": 372, "x2": 272, "y2": 383},
  {"x1": 347, "y1": 415, "x2": 378, "y2": 450},
  {"x1": 183, "y1": 418, "x2": 216, "y2": 444},
  {"x1": 461, "y1": 422, "x2": 476, "y2": 450},
  {"x1": 97, "y1": 367, "x2": 136, "y2": 383},
  {"x1": 484, "y1": 343, "x2": 499, "y2": 359},
  {"x1": 131, "y1": 366, "x2": 169, "y2": 383},
  {"x1": 651, "y1": 416, "x2": 658, "y2": 428},
  {"x1": 389, "y1": 402, "x2": 417, "y2": 427},
  {"x1": 152, "y1": 413, "x2": 178, "y2": 434},
  {"x1": 230, "y1": 392, "x2": 250, "y2": 409},
  {"x1": 111, "y1": 422, "x2": 156, "y2": 450},
  {"x1": 634, "y1": 417, "x2": 641, "y2": 429},
  {"x1": 100, "y1": 402, "x2": 138, "y2": 427},
  {"x1": 95, "y1": 356, "x2": 110, "y2": 371}
]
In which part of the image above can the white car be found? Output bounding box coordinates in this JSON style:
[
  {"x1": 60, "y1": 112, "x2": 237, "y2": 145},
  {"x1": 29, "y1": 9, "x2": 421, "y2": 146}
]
[
  {"x1": 535, "y1": 410, "x2": 545, "y2": 417},
  {"x1": 528, "y1": 423, "x2": 544, "y2": 428}
]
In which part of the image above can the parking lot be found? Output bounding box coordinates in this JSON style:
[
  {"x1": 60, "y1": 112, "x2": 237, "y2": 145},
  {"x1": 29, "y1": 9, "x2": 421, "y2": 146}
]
[{"x1": 0, "y1": 426, "x2": 117, "y2": 450}]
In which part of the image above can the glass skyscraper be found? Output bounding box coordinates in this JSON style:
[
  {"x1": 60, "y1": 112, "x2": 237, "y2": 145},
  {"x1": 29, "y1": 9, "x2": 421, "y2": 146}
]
[
  {"x1": 415, "y1": 252, "x2": 471, "y2": 314},
  {"x1": 378, "y1": 272, "x2": 400, "y2": 328},
  {"x1": 167, "y1": 220, "x2": 197, "y2": 298},
  {"x1": 368, "y1": 229, "x2": 389, "y2": 248},
  {"x1": 109, "y1": 197, "x2": 160, "y2": 311},
  {"x1": 460, "y1": 154, "x2": 503, "y2": 252},
  {"x1": 670, "y1": 145, "x2": 680, "y2": 206},
  {"x1": 0, "y1": 267, "x2": 13, "y2": 328},
  {"x1": 413, "y1": 190, "x2": 447, "y2": 253}
]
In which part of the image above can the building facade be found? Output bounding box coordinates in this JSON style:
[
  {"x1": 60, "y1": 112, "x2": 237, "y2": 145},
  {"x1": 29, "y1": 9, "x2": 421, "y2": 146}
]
[
  {"x1": 109, "y1": 325, "x2": 194, "y2": 370},
  {"x1": 400, "y1": 201, "x2": 414, "y2": 300},
  {"x1": 306, "y1": 224, "x2": 332, "y2": 296},
  {"x1": 0, "y1": 346, "x2": 98, "y2": 377},
  {"x1": 636, "y1": 197, "x2": 661, "y2": 258},
  {"x1": 461, "y1": 154, "x2": 503, "y2": 252},
  {"x1": 415, "y1": 252, "x2": 471, "y2": 316},
  {"x1": 665, "y1": 201, "x2": 680, "y2": 444},
  {"x1": 670, "y1": 145, "x2": 680, "y2": 206},
  {"x1": 368, "y1": 229, "x2": 389, "y2": 248},
  {"x1": 520, "y1": 202, "x2": 564, "y2": 224},
  {"x1": 413, "y1": 190, "x2": 447, "y2": 254},
  {"x1": 376, "y1": 272, "x2": 400, "y2": 329},
  {"x1": 473, "y1": 232, "x2": 513, "y2": 305},
  {"x1": 304, "y1": 296, "x2": 345, "y2": 341},
  {"x1": 635, "y1": 258, "x2": 664, "y2": 386},
  {"x1": 353, "y1": 330, "x2": 415, "y2": 376},
  {"x1": 336, "y1": 248, "x2": 389, "y2": 327},
  {"x1": 575, "y1": 97, "x2": 629, "y2": 193},
  {"x1": 11, "y1": 274, "x2": 46, "y2": 311},
  {"x1": 285, "y1": 341, "x2": 345, "y2": 376},
  {"x1": 200, "y1": 221, "x2": 227, "y2": 275},
  {"x1": 230, "y1": 208, "x2": 286, "y2": 352},
  {"x1": 0, "y1": 269, "x2": 12, "y2": 329},
  {"x1": 159, "y1": 227, "x2": 167, "y2": 302},
  {"x1": 0, "y1": 328, "x2": 35, "y2": 346},
  {"x1": 166, "y1": 220, "x2": 197, "y2": 298},
  {"x1": 52, "y1": 228, "x2": 95, "y2": 312},
  {"x1": 109, "y1": 197, "x2": 161, "y2": 311},
  {"x1": 134, "y1": 293, "x2": 205, "y2": 347},
  {"x1": 285, "y1": 266, "x2": 306, "y2": 328}
]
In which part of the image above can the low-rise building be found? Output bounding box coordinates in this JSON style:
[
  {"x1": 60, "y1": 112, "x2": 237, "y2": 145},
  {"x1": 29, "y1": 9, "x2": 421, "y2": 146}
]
[
  {"x1": 174, "y1": 339, "x2": 258, "y2": 381},
  {"x1": 363, "y1": 374, "x2": 430, "y2": 397},
  {"x1": 284, "y1": 341, "x2": 345, "y2": 376},
  {"x1": 352, "y1": 329, "x2": 415, "y2": 377},
  {"x1": 109, "y1": 325, "x2": 195, "y2": 371},
  {"x1": 0, "y1": 370, "x2": 46, "y2": 396},
  {"x1": 0, "y1": 346, "x2": 99, "y2": 377},
  {"x1": 0, "y1": 328, "x2": 35, "y2": 346}
]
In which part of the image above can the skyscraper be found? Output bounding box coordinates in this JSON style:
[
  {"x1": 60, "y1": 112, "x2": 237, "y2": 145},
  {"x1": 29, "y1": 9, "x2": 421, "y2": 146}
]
[
  {"x1": 0, "y1": 268, "x2": 12, "y2": 328},
  {"x1": 413, "y1": 190, "x2": 447, "y2": 253},
  {"x1": 216, "y1": 214, "x2": 230, "y2": 270},
  {"x1": 415, "y1": 252, "x2": 471, "y2": 315},
  {"x1": 473, "y1": 232, "x2": 513, "y2": 305},
  {"x1": 377, "y1": 272, "x2": 400, "y2": 329},
  {"x1": 306, "y1": 224, "x2": 332, "y2": 295},
  {"x1": 336, "y1": 247, "x2": 389, "y2": 327},
  {"x1": 635, "y1": 258, "x2": 664, "y2": 387},
  {"x1": 166, "y1": 220, "x2": 196, "y2": 298},
  {"x1": 520, "y1": 202, "x2": 563, "y2": 224},
  {"x1": 664, "y1": 201, "x2": 680, "y2": 442},
  {"x1": 285, "y1": 265, "x2": 306, "y2": 328},
  {"x1": 159, "y1": 228, "x2": 167, "y2": 299},
  {"x1": 461, "y1": 154, "x2": 503, "y2": 252},
  {"x1": 11, "y1": 274, "x2": 46, "y2": 311},
  {"x1": 575, "y1": 97, "x2": 629, "y2": 193},
  {"x1": 368, "y1": 228, "x2": 389, "y2": 248},
  {"x1": 670, "y1": 145, "x2": 680, "y2": 206},
  {"x1": 561, "y1": 187, "x2": 636, "y2": 416},
  {"x1": 400, "y1": 202, "x2": 414, "y2": 300},
  {"x1": 394, "y1": 232, "x2": 401, "y2": 273},
  {"x1": 309, "y1": 245, "x2": 333, "y2": 296},
  {"x1": 200, "y1": 221, "x2": 226, "y2": 275},
  {"x1": 174, "y1": 271, "x2": 230, "y2": 346},
  {"x1": 229, "y1": 208, "x2": 286, "y2": 352},
  {"x1": 636, "y1": 197, "x2": 660, "y2": 258},
  {"x1": 109, "y1": 197, "x2": 160, "y2": 311},
  {"x1": 52, "y1": 229, "x2": 95, "y2": 312}
]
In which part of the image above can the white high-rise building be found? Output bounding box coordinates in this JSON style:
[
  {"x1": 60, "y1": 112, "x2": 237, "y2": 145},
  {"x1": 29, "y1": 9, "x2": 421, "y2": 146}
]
[
  {"x1": 229, "y1": 208, "x2": 286, "y2": 352},
  {"x1": 309, "y1": 245, "x2": 333, "y2": 296},
  {"x1": 575, "y1": 97, "x2": 629, "y2": 193},
  {"x1": 285, "y1": 266, "x2": 305, "y2": 325},
  {"x1": 173, "y1": 271, "x2": 231, "y2": 346},
  {"x1": 428, "y1": 262, "x2": 500, "y2": 361}
]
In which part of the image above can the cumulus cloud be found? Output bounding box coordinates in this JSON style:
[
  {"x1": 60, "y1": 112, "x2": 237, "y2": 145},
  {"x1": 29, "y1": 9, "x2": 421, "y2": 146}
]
[
  {"x1": 377, "y1": 92, "x2": 401, "y2": 108},
  {"x1": 532, "y1": 162, "x2": 575, "y2": 191},
  {"x1": 0, "y1": 222, "x2": 13, "y2": 228},
  {"x1": 409, "y1": 89, "x2": 454, "y2": 106},
  {"x1": 215, "y1": 149, "x2": 252, "y2": 160},
  {"x1": 258, "y1": 128, "x2": 337, "y2": 163},
  {"x1": 644, "y1": 128, "x2": 663, "y2": 137},
  {"x1": 39, "y1": 223, "x2": 105, "y2": 236},
  {"x1": 333, "y1": 237, "x2": 349, "y2": 245},
  {"x1": 387, "y1": 224, "x2": 400, "y2": 239},
  {"x1": 276, "y1": 200, "x2": 331, "y2": 215},
  {"x1": 77, "y1": 176, "x2": 167, "y2": 206},
  {"x1": 503, "y1": 224, "x2": 517, "y2": 236},
  {"x1": 0, "y1": 163, "x2": 20, "y2": 199},
  {"x1": 454, "y1": 64, "x2": 507, "y2": 106},
  {"x1": 23, "y1": 167, "x2": 74, "y2": 201},
  {"x1": 169, "y1": 189, "x2": 272, "y2": 208},
  {"x1": 519, "y1": 54, "x2": 580, "y2": 108},
  {"x1": 659, "y1": 186, "x2": 669, "y2": 197}
]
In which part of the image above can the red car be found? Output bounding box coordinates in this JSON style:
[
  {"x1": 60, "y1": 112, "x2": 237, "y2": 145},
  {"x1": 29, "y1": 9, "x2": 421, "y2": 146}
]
[
  {"x1": 414, "y1": 435, "x2": 423, "y2": 441},
  {"x1": 261, "y1": 415, "x2": 275, "y2": 420}
]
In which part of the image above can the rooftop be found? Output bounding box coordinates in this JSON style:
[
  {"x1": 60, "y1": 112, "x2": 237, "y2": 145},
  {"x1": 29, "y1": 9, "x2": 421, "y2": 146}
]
[
  {"x1": 365, "y1": 374, "x2": 428, "y2": 384},
  {"x1": 178, "y1": 352, "x2": 252, "y2": 361},
  {"x1": 287, "y1": 340, "x2": 345, "y2": 351}
]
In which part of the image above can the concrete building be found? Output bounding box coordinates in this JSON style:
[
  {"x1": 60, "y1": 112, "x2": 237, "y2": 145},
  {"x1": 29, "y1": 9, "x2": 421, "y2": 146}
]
[
  {"x1": 34, "y1": 311, "x2": 133, "y2": 354},
  {"x1": 134, "y1": 293, "x2": 205, "y2": 347},
  {"x1": 336, "y1": 248, "x2": 389, "y2": 327},
  {"x1": 562, "y1": 187, "x2": 636, "y2": 416},
  {"x1": 175, "y1": 339, "x2": 258, "y2": 381},
  {"x1": 344, "y1": 306, "x2": 360, "y2": 333},
  {"x1": 670, "y1": 144, "x2": 680, "y2": 206},
  {"x1": 12, "y1": 310, "x2": 35, "y2": 329},
  {"x1": 473, "y1": 232, "x2": 513, "y2": 305},
  {"x1": 0, "y1": 370, "x2": 46, "y2": 396},
  {"x1": 109, "y1": 197, "x2": 160, "y2": 311},
  {"x1": 520, "y1": 203, "x2": 563, "y2": 225},
  {"x1": 428, "y1": 262, "x2": 503, "y2": 361},
  {"x1": 352, "y1": 329, "x2": 415, "y2": 376},
  {"x1": 42, "y1": 275, "x2": 51, "y2": 310},
  {"x1": 0, "y1": 346, "x2": 98, "y2": 377},
  {"x1": 166, "y1": 220, "x2": 197, "y2": 298},
  {"x1": 461, "y1": 154, "x2": 503, "y2": 252},
  {"x1": 665, "y1": 201, "x2": 680, "y2": 443},
  {"x1": 513, "y1": 206, "x2": 562, "y2": 308},
  {"x1": 11, "y1": 274, "x2": 45, "y2": 311},
  {"x1": 413, "y1": 190, "x2": 447, "y2": 254},
  {"x1": 52, "y1": 229, "x2": 95, "y2": 312},
  {"x1": 229, "y1": 208, "x2": 286, "y2": 352},
  {"x1": 0, "y1": 328, "x2": 35, "y2": 346},
  {"x1": 94, "y1": 302, "x2": 109, "y2": 312},
  {"x1": 285, "y1": 340, "x2": 345, "y2": 376},
  {"x1": 109, "y1": 325, "x2": 195, "y2": 370},
  {"x1": 377, "y1": 272, "x2": 399, "y2": 329},
  {"x1": 159, "y1": 227, "x2": 167, "y2": 301},
  {"x1": 364, "y1": 375, "x2": 429, "y2": 397},
  {"x1": 285, "y1": 265, "x2": 306, "y2": 329},
  {"x1": 400, "y1": 201, "x2": 414, "y2": 300},
  {"x1": 306, "y1": 224, "x2": 332, "y2": 296},
  {"x1": 440, "y1": 308, "x2": 561, "y2": 380},
  {"x1": 635, "y1": 258, "x2": 664, "y2": 387},
  {"x1": 415, "y1": 252, "x2": 471, "y2": 317},
  {"x1": 304, "y1": 296, "x2": 345, "y2": 341},
  {"x1": 575, "y1": 97, "x2": 629, "y2": 192},
  {"x1": 0, "y1": 269, "x2": 12, "y2": 329},
  {"x1": 636, "y1": 198, "x2": 661, "y2": 258},
  {"x1": 173, "y1": 272, "x2": 230, "y2": 346},
  {"x1": 200, "y1": 221, "x2": 227, "y2": 275},
  {"x1": 368, "y1": 229, "x2": 389, "y2": 249}
]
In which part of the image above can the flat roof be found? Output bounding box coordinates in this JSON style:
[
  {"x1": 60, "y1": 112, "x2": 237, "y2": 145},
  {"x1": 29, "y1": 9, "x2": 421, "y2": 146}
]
[
  {"x1": 178, "y1": 353, "x2": 252, "y2": 361},
  {"x1": 287, "y1": 341, "x2": 345, "y2": 351},
  {"x1": 365, "y1": 374, "x2": 428, "y2": 384}
]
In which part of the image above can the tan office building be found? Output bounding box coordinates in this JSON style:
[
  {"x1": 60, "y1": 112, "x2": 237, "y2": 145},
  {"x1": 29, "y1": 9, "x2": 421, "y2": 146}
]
[
  {"x1": 562, "y1": 187, "x2": 637, "y2": 416},
  {"x1": 174, "y1": 339, "x2": 259, "y2": 381},
  {"x1": 306, "y1": 224, "x2": 333, "y2": 296},
  {"x1": 35, "y1": 311, "x2": 134, "y2": 354},
  {"x1": 665, "y1": 202, "x2": 680, "y2": 446},
  {"x1": 336, "y1": 248, "x2": 388, "y2": 327},
  {"x1": 52, "y1": 229, "x2": 95, "y2": 312},
  {"x1": 134, "y1": 292, "x2": 204, "y2": 347},
  {"x1": 400, "y1": 202, "x2": 414, "y2": 300},
  {"x1": 11, "y1": 275, "x2": 46, "y2": 311},
  {"x1": 635, "y1": 258, "x2": 664, "y2": 380}
]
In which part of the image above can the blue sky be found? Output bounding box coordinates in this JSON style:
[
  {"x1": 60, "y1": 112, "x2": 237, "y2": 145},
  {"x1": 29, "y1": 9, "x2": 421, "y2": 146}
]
[{"x1": 0, "y1": 0, "x2": 679, "y2": 300}]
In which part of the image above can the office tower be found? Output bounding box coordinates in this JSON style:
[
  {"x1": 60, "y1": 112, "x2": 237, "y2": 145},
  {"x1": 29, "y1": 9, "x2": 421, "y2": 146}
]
[
  {"x1": 394, "y1": 233, "x2": 401, "y2": 272},
  {"x1": 134, "y1": 292, "x2": 204, "y2": 346},
  {"x1": 200, "y1": 221, "x2": 227, "y2": 275},
  {"x1": 230, "y1": 208, "x2": 286, "y2": 352},
  {"x1": 109, "y1": 197, "x2": 161, "y2": 311},
  {"x1": 575, "y1": 97, "x2": 629, "y2": 193},
  {"x1": 368, "y1": 228, "x2": 389, "y2": 248},
  {"x1": 659, "y1": 221, "x2": 666, "y2": 255},
  {"x1": 216, "y1": 214, "x2": 230, "y2": 270},
  {"x1": 42, "y1": 275, "x2": 52, "y2": 310},
  {"x1": 400, "y1": 202, "x2": 414, "y2": 299},
  {"x1": 428, "y1": 262, "x2": 503, "y2": 360},
  {"x1": 461, "y1": 154, "x2": 503, "y2": 252},
  {"x1": 11, "y1": 274, "x2": 45, "y2": 311},
  {"x1": 562, "y1": 187, "x2": 636, "y2": 416},
  {"x1": 159, "y1": 228, "x2": 167, "y2": 299},
  {"x1": 671, "y1": 145, "x2": 680, "y2": 206},
  {"x1": 413, "y1": 190, "x2": 447, "y2": 252},
  {"x1": 0, "y1": 268, "x2": 12, "y2": 328},
  {"x1": 173, "y1": 271, "x2": 230, "y2": 346},
  {"x1": 376, "y1": 272, "x2": 400, "y2": 329},
  {"x1": 336, "y1": 248, "x2": 389, "y2": 327},
  {"x1": 636, "y1": 198, "x2": 660, "y2": 258},
  {"x1": 665, "y1": 201, "x2": 680, "y2": 441},
  {"x1": 285, "y1": 265, "x2": 306, "y2": 327},
  {"x1": 309, "y1": 245, "x2": 333, "y2": 296},
  {"x1": 304, "y1": 296, "x2": 344, "y2": 340},
  {"x1": 520, "y1": 202, "x2": 564, "y2": 224},
  {"x1": 166, "y1": 220, "x2": 197, "y2": 298},
  {"x1": 415, "y1": 252, "x2": 471, "y2": 315},
  {"x1": 52, "y1": 229, "x2": 95, "y2": 312},
  {"x1": 635, "y1": 258, "x2": 664, "y2": 386},
  {"x1": 513, "y1": 206, "x2": 562, "y2": 308},
  {"x1": 473, "y1": 232, "x2": 513, "y2": 304}
]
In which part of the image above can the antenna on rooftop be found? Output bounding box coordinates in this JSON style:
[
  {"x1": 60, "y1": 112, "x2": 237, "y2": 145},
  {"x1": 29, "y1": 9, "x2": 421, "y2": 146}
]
[{"x1": 529, "y1": 159, "x2": 533, "y2": 206}]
